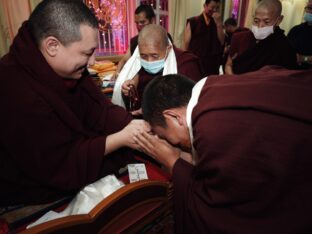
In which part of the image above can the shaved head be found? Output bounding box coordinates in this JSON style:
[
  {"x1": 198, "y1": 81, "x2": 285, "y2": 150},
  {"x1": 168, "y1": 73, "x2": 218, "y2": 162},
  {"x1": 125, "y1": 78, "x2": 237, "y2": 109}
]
[
  {"x1": 138, "y1": 24, "x2": 169, "y2": 50},
  {"x1": 256, "y1": 0, "x2": 282, "y2": 18}
]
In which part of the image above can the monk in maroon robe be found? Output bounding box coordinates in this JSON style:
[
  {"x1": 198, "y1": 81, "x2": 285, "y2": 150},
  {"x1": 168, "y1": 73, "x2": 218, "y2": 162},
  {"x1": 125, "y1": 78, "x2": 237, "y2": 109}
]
[
  {"x1": 229, "y1": 28, "x2": 297, "y2": 74},
  {"x1": 0, "y1": 0, "x2": 148, "y2": 206},
  {"x1": 121, "y1": 24, "x2": 203, "y2": 111},
  {"x1": 136, "y1": 46, "x2": 203, "y2": 106},
  {"x1": 137, "y1": 67, "x2": 312, "y2": 233},
  {"x1": 225, "y1": 0, "x2": 297, "y2": 75},
  {"x1": 114, "y1": 4, "x2": 155, "y2": 79},
  {"x1": 184, "y1": 0, "x2": 224, "y2": 76}
]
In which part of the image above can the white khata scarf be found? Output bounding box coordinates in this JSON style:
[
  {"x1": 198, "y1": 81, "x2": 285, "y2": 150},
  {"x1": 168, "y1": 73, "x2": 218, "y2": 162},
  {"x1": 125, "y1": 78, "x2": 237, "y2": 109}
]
[{"x1": 186, "y1": 77, "x2": 207, "y2": 165}]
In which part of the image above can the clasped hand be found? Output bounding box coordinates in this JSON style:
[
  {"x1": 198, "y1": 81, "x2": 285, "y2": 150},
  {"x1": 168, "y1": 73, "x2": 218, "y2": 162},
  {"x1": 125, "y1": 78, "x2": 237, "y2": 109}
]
[
  {"x1": 133, "y1": 131, "x2": 181, "y2": 171},
  {"x1": 121, "y1": 80, "x2": 136, "y2": 96}
]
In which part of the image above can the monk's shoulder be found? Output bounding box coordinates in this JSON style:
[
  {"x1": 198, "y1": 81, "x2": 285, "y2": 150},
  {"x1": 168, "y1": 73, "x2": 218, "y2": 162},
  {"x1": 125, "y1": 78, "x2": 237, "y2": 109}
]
[
  {"x1": 232, "y1": 30, "x2": 254, "y2": 42},
  {"x1": 175, "y1": 47, "x2": 199, "y2": 63}
]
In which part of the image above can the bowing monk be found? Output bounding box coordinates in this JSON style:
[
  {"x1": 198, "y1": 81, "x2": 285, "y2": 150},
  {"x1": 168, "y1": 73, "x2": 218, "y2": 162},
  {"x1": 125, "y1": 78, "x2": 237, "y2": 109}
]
[
  {"x1": 136, "y1": 67, "x2": 312, "y2": 233},
  {"x1": 112, "y1": 24, "x2": 203, "y2": 112},
  {"x1": 184, "y1": 0, "x2": 224, "y2": 76},
  {"x1": 225, "y1": 0, "x2": 297, "y2": 75},
  {"x1": 0, "y1": 0, "x2": 150, "y2": 207}
]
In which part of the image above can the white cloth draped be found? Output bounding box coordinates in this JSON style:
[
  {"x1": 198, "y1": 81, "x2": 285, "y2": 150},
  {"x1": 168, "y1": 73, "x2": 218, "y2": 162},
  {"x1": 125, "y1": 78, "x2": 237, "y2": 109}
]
[
  {"x1": 186, "y1": 77, "x2": 207, "y2": 165},
  {"x1": 27, "y1": 175, "x2": 124, "y2": 229}
]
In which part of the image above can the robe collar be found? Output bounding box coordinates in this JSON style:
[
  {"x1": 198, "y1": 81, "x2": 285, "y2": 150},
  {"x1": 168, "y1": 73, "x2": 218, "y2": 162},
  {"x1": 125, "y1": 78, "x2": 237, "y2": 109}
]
[{"x1": 186, "y1": 77, "x2": 207, "y2": 165}]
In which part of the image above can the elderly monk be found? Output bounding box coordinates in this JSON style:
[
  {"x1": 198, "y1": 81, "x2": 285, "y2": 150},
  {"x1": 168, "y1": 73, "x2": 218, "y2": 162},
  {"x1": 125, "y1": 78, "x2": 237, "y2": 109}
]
[
  {"x1": 135, "y1": 67, "x2": 312, "y2": 233},
  {"x1": 112, "y1": 24, "x2": 203, "y2": 112},
  {"x1": 225, "y1": 0, "x2": 297, "y2": 75},
  {"x1": 184, "y1": 0, "x2": 224, "y2": 76},
  {"x1": 0, "y1": 0, "x2": 149, "y2": 207}
]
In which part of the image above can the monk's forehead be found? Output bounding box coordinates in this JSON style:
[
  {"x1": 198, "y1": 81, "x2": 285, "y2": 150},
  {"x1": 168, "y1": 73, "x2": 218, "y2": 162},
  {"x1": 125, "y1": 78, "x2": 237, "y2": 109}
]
[
  {"x1": 256, "y1": 0, "x2": 281, "y2": 17},
  {"x1": 139, "y1": 34, "x2": 166, "y2": 49},
  {"x1": 255, "y1": 5, "x2": 279, "y2": 18}
]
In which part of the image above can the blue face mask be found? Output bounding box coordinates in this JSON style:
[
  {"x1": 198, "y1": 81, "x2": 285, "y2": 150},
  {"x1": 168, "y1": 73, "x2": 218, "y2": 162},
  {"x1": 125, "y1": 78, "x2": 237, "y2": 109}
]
[
  {"x1": 304, "y1": 12, "x2": 312, "y2": 23},
  {"x1": 140, "y1": 56, "x2": 166, "y2": 74}
]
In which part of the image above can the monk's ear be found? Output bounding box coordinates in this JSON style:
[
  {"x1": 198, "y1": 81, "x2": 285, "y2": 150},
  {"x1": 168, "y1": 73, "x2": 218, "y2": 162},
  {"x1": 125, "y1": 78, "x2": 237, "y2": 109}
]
[
  {"x1": 165, "y1": 45, "x2": 172, "y2": 59},
  {"x1": 276, "y1": 15, "x2": 283, "y2": 26},
  {"x1": 167, "y1": 45, "x2": 172, "y2": 54},
  {"x1": 163, "y1": 109, "x2": 184, "y2": 126},
  {"x1": 41, "y1": 36, "x2": 61, "y2": 57}
]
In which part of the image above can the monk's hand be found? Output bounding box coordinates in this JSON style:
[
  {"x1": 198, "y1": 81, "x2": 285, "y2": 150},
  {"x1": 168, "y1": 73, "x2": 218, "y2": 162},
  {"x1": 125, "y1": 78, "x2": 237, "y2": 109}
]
[
  {"x1": 180, "y1": 151, "x2": 193, "y2": 164},
  {"x1": 134, "y1": 131, "x2": 180, "y2": 172},
  {"x1": 212, "y1": 12, "x2": 222, "y2": 26},
  {"x1": 131, "y1": 108, "x2": 142, "y2": 116},
  {"x1": 122, "y1": 120, "x2": 151, "y2": 150},
  {"x1": 111, "y1": 71, "x2": 119, "y2": 81},
  {"x1": 121, "y1": 80, "x2": 135, "y2": 97},
  {"x1": 297, "y1": 54, "x2": 312, "y2": 65},
  {"x1": 231, "y1": 53, "x2": 238, "y2": 60}
]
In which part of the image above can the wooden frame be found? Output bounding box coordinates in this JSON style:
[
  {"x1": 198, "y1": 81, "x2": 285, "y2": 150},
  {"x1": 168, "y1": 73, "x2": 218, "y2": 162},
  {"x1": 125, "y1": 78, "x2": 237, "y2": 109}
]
[{"x1": 20, "y1": 180, "x2": 171, "y2": 234}]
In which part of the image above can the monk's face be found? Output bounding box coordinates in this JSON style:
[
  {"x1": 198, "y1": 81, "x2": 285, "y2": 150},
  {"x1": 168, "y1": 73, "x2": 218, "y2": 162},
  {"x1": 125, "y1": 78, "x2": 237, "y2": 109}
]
[
  {"x1": 44, "y1": 24, "x2": 98, "y2": 79},
  {"x1": 253, "y1": 7, "x2": 282, "y2": 28},
  {"x1": 225, "y1": 25, "x2": 236, "y2": 35},
  {"x1": 203, "y1": 1, "x2": 220, "y2": 17},
  {"x1": 135, "y1": 12, "x2": 153, "y2": 32},
  {"x1": 152, "y1": 113, "x2": 192, "y2": 152}
]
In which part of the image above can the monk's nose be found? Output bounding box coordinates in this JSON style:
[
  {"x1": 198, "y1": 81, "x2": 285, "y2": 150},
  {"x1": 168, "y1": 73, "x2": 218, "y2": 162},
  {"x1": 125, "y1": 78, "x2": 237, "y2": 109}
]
[{"x1": 88, "y1": 52, "x2": 96, "y2": 66}]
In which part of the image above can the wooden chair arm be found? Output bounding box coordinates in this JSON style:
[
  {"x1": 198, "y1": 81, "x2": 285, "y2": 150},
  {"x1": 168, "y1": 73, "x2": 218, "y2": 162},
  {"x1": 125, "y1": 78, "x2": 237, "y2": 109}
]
[{"x1": 21, "y1": 180, "x2": 171, "y2": 234}]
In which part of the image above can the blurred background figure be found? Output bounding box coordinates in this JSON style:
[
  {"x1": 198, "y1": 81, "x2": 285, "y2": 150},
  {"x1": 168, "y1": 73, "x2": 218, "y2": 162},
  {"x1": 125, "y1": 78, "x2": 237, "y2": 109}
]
[
  {"x1": 184, "y1": 0, "x2": 224, "y2": 76},
  {"x1": 287, "y1": 0, "x2": 312, "y2": 69},
  {"x1": 225, "y1": 0, "x2": 297, "y2": 75},
  {"x1": 222, "y1": 17, "x2": 249, "y2": 72},
  {"x1": 113, "y1": 4, "x2": 155, "y2": 79}
]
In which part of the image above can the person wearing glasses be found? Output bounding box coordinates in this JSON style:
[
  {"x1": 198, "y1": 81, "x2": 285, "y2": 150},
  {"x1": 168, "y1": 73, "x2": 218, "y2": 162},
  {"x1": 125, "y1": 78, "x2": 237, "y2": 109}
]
[{"x1": 287, "y1": 0, "x2": 312, "y2": 69}]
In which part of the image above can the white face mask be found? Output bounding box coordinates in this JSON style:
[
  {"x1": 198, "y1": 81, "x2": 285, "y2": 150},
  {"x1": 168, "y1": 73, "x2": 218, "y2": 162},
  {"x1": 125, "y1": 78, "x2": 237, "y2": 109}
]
[{"x1": 251, "y1": 25, "x2": 274, "y2": 40}]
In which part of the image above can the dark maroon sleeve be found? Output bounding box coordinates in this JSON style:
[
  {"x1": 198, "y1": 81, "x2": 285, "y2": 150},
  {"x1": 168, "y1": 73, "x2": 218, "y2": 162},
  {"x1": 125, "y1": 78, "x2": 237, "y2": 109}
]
[
  {"x1": 176, "y1": 48, "x2": 204, "y2": 82},
  {"x1": 170, "y1": 70, "x2": 312, "y2": 233},
  {"x1": 229, "y1": 30, "x2": 255, "y2": 57},
  {"x1": 0, "y1": 74, "x2": 132, "y2": 191},
  {"x1": 130, "y1": 35, "x2": 138, "y2": 55}
]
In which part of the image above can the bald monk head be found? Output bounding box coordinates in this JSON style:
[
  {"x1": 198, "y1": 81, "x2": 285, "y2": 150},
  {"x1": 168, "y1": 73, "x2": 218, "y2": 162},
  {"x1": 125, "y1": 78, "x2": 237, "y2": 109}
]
[
  {"x1": 304, "y1": 0, "x2": 312, "y2": 25},
  {"x1": 252, "y1": 0, "x2": 283, "y2": 40},
  {"x1": 138, "y1": 24, "x2": 171, "y2": 74}
]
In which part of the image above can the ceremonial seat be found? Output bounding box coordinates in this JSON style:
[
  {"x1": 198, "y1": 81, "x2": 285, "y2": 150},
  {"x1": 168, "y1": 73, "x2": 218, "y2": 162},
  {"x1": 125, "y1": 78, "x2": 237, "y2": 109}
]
[{"x1": 1, "y1": 162, "x2": 173, "y2": 234}]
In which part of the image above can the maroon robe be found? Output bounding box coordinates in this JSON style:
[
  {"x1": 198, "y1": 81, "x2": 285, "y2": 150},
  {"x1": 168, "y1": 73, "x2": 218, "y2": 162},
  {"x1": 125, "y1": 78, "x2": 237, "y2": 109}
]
[
  {"x1": 136, "y1": 47, "x2": 203, "y2": 106},
  {"x1": 231, "y1": 27, "x2": 297, "y2": 74},
  {"x1": 173, "y1": 66, "x2": 312, "y2": 233},
  {"x1": 187, "y1": 14, "x2": 223, "y2": 76},
  {"x1": 0, "y1": 22, "x2": 134, "y2": 206},
  {"x1": 130, "y1": 35, "x2": 139, "y2": 55},
  {"x1": 223, "y1": 27, "x2": 250, "y2": 70}
]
